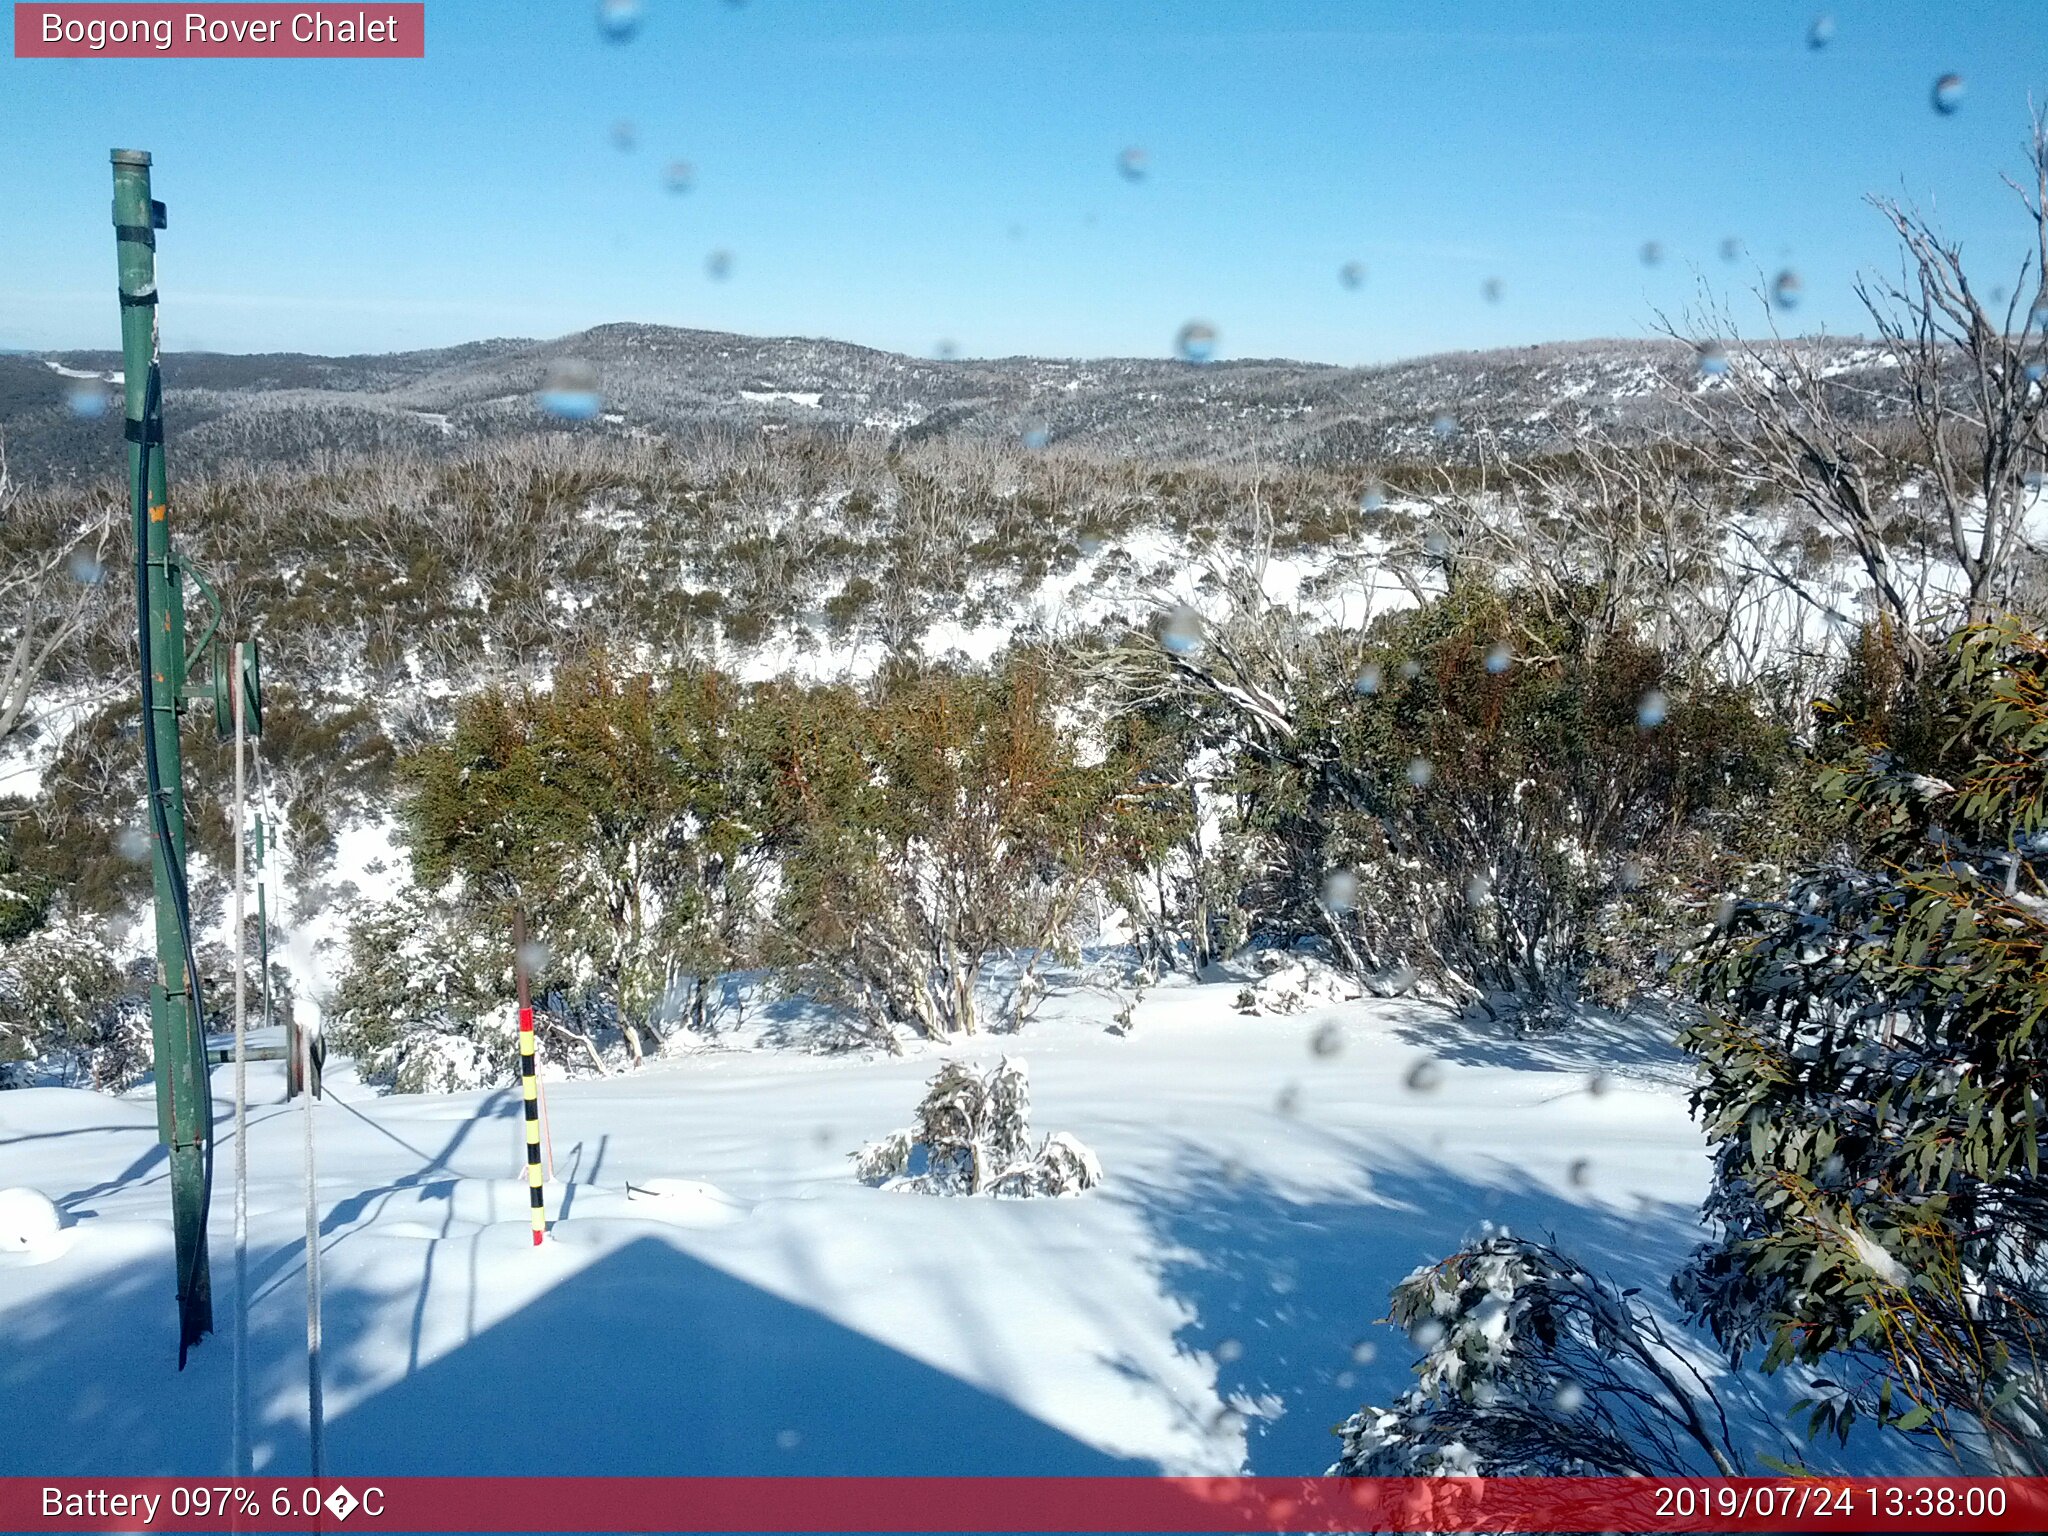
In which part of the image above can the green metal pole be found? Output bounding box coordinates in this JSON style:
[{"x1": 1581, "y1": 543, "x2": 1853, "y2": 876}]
[{"x1": 113, "y1": 148, "x2": 212, "y2": 1354}]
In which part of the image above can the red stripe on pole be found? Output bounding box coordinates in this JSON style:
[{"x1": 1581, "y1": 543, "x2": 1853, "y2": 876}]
[
  {"x1": 519, "y1": 1006, "x2": 534, "y2": 1034},
  {"x1": 4, "y1": 1478, "x2": 2046, "y2": 1532}
]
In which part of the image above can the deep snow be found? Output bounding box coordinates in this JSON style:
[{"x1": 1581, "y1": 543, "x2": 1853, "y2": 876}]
[{"x1": 0, "y1": 970, "x2": 1862, "y2": 1479}]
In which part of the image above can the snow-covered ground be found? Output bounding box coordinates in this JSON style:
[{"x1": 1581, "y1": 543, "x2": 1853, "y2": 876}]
[{"x1": 0, "y1": 964, "x2": 1869, "y2": 1481}]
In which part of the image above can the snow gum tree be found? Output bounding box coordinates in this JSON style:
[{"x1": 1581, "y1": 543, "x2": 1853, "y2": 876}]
[{"x1": 1681, "y1": 619, "x2": 2048, "y2": 1470}]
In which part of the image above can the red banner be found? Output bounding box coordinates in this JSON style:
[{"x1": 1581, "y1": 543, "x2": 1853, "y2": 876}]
[
  {"x1": 12, "y1": 4, "x2": 423, "y2": 58},
  {"x1": 3, "y1": 1477, "x2": 2046, "y2": 1533}
]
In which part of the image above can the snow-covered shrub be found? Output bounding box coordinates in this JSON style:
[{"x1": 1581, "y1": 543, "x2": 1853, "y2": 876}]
[
  {"x1": 326, "y1": 889, "x2": 506, "y2": 1087},
  {"x1": 389, "y1": 1008, "x2": 515, "y2": 1095},
  {"x1": 1681, "y1": 619, "x2": 2048, "y2": 1471},
  {"x1": 1332, "y1": 1233, "x2": 1739, "y2": 1478},
  {"x1": 1233, "y1": 949, "x2": 1357, "y2": 1016},
  {"x1": 854, "y1": 1056, "x2": 1103, "y2": 1197},
  {"x1": 0, "y1": 924, "x2": 150, "y2": 1091}
]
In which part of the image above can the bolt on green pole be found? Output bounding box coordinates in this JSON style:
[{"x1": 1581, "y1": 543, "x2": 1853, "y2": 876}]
[{"x1": 113, "y1": 147, "x2": 213, "y2": 1358}]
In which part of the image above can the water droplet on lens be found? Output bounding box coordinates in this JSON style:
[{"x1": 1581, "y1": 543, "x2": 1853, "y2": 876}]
[
  {"x1": 1160, "y1": 603, "x2": 1205, "y2": 655},
  {"x1": 1310, "y1": 1022, "x2": 1343, "y2": 1059},
  {"x1": 1553, "y1": 1380, "x2": 1586, "y2": 1415},
  {"x1": 1932, "y1": 73, "x2": 1964, "y2": 116},
  {"x1": 67, "y1": 549, "x2": 103, "y2": 585},
  {"x1": 1350, "y1": 1338, "x2": 1378, "y2": 1365},
  {"x1": 1637, "y1": 689, "x2": 1669, "y2": 728},
  {"x1": 664, "y1": 160, "x2": 697, "y2": 194},
  {"x1": 1696, "y1": 342, "x2": 1729, "y2": 377},
  {"x1": 1773, "y1": 269, "x2": 1803, "y2": 310},
  {"x1": 1463, "y1": 872, "x2": 1491, "y2": 908},
  {"x1": 1424, "y1": 528, "x2": 1451, "y2": 557},
  {"x1": 1567, "y1": 1158, "x2": 1592, "y2": 1187},
  {"x1": 1322, "y1": 868, "x2": 1359, "y2": 911},
  {"x1": 1482, "y1": 277, "x2": 1503, "y2": 304},
  {"x1": 517, "y1": 939, "x2": 552, "y2": 975},
  {"x1": 1274, "y1": 1083, "x2": 1301, "y2": 1117},
  {"x1": 1640, "y1": 241, "x2": 1664, "y2": 267},
  {"x1": 1211, "y1": 1405, "x2": 1246, "y2": 1436},
  {"x1": 1216, "y1": 1337, "x2": 1244, "y2": 1363},
  {"x1": 609, "y1": 118, "x2": 637, "y2": 152},
  {"x1": 1358, "y1": 480, "x2": 1386, "y2": 513},
  {"x1": 537, "y1": 360, "x2": 604, "y2": 421},
  {"x1": 1335, "y1": 1368, "x2": 1356, "y2": 1388},
  {"x1": 1484, "y1": 641, "x2": 1512, "y2": 674},
  {"x1": 1399, "y1": 658, "x2": 1422, "y2": 681},
  {"x1": 1338, "y1": 260, "x2": 1366, "y2": 291},
  {"x1": 1587, "y1": 1071, "x2": 1611, "y2": 1097},
  {"x1": 116, "y1": 825, "x2": 151, "y2": 864},
  {"x1": 1807, "y1": 13, "x2": 1834, "y2": 49},
  {"x1": 934, "y1": 339, "x2": 959, "y2": 360},
  {"x1": 1354, "y1": 662, "x2": 1383, "y2": 695},
  {"x1": 65, "y1": 383, "x2": 109, "y2": 419},
  {"x1": 1430, "y1": 413, "x2": 1458, "y2": 439},
  {"x1": 775, "y1": 1429, "x2": 802, "y2": 1451},
  {"x1": 1410, "y1": 1317, "x2": 1446, "y2": 1348},
  {"x1": 1405, "y1": 1056, "x2": 1443, "y2": 1093},
  {"x1": 1719, "y1": 236, "x2": 1743, "y2": 263},
  {"x1": 1116, "y1": 146, "x2": 1148, "y2": 182},
  {"x1": 1021, "y1": 421, "x2": 1050, "y2": 450},
  {"x1": 705, "y1": 249, "x2": 733, "y2": 281},
  {"x1": 1406, "y1": 757, "x2": 1432, "y2": 789},
  {"x1": 1175, "y1": 321, "x2": 1218, "y2": 363},
  {"x1": 597, "y1": 0, "x2": 642, "y2": 43}
]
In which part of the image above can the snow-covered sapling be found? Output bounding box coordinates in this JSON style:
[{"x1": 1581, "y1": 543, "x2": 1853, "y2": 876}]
[
  {"x1": 1332, "y1": 1233, "x2": 1740, "y2": 1477},
  {"x1": 854, "y1": 1056, "x2": 1103, "y2": 1197}
]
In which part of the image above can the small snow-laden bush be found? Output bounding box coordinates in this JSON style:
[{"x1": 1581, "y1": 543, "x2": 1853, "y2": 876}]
[
  {"x1": 0, "y1": 923, "x2": 150, "y2": 1091},
  {"x1": 390, "y1": 1003, "x2": 517, "y2": 1095},
  {"x1": 327, "y1": 889, "x2": 507, "y2": 1088},
  {"x1": 1233, "y1": 948, "x2": 1358, "y2": 1016},
  {"x1": 1333, "y1": 1234, "x2": 1740, "y2": 1478},
  {"x1": 854, "y1": 1056, "x2": 1103, "y2": 1197}
]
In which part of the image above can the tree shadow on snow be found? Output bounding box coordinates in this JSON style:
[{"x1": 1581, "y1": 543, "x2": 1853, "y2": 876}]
[
  {"x1": 1390, "y1": 998, "x2": 1699, "y2": 1090},
  {"x1": 1105, "y1": 1142, "x2": 1816, "y2": 1476}
]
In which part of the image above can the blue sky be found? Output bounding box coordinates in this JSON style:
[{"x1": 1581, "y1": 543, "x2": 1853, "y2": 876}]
[{"x1": 2, "y1": 1, "x2": 2044, "y2": 363}]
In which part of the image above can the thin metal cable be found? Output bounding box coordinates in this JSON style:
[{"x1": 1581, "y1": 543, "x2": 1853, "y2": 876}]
[{"x1": 231, "y1": 664, "x2": 250, "y2": 1478}]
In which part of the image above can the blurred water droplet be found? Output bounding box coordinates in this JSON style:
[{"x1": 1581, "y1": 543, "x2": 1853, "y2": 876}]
[
  {"x1": 1354, "y1": 662, "x2": 1383, "y2": 695},
  {"x1": 1274, "y1": 1083, "x2": 1301, "y2": 1117},
  {"x1": 1221, "y1": 1156, "x2": 1246, "y2": 1185},
  {"x1": 1719, "y1": 236, "x2": 1743, "y2": 263},
  {"x1": 934, "y1": 339, "x2": 959, "y2": 360},
  {"x1": 1430, "y1": 412, "x2": 1459, "y2": 440},
  {"x1": 1587, "y1": 1071, "x2": 1611, "y2": 1097},
  {"x1": 609, "y1": 118, "x2": 637, "y2": 152},
  {"x1": 1406, "y1": 757, "x2": 1433, "y2": 789},
  {"x1": 775, "y1": 1429, "x2": 802, "y2": 1451},
  {"x1": 1322, "y1": 868, "x2": 1359, "y2": 912},
  {"x1": 1175, "y1": 321, "x2": 1218, "y2": 363},
  {"x1": 1637, "y1": 689, "x2": 1669, "y2": 728},
  {"x1": 1160, "y1": 603, "x2": 1205, "y2": 655},
  {"x1": 2026, "y1": 469, "x2": 2047, "y2": 489},
  {"x1": 67, "y1": 549, "x2": 104, "y2": 585},
  {"x1": 1640, "y1": 241, "x2": 1664, "y2": 267},
  {"x1": 1405, "y1": 1056, "x2": 1443, "y2": 1093},
  {"x1": 1399, "y1": 658, "x2": 1422, "y2": 681},
  {"x1": 663, "y1": 160, "x2": 697, "y2": 194},
  {"x1": 1932, "y1": 73, "x2": 1964, "y2": 115},
  {"x1": 1481, "y1": 277, "x2": 1503, "y2": 304},
  {"x1": 1696, "y1": 342, "x2": 1730, "y2": 377},
  {"x1": 1335, "y1": 1368, "x2": 1356, "y2": 1389},
  {"x1": 1567, "y1": 1158, "x2": 1592, "y2": 1187},
  {"x1": 1338, "y1": 260, "x2": 1366, "y2": 291},
  {"x1": 1215, "y1": 1338, "x2": 1243, "y2": 1364},
  {"x1": 1269, "y1": 1269, "x2": 1297, "y2": 1295},
  {"x1": 705, "y1": 249, "x2": 733, "y2": 281},
  {"x1": 1410, "y1": 1317, "x2": 1446, "y2": 1348},
  {"x1": 1116, "y1": 146, "x2": 1148, "y2": 182},
  {"x1": 1211, "y1": 1405, "x2": 1245, "y2": 1437},
  {"x1": 1424, "y1": 528, "x2": 1451, "y2": 557},
  {"x1": 1464, "y1": 872, "x2": 1491, "y2": 908},
  {"x1": 1021, "y1": 421, "x2": 1050, "y2": 450},
  {"x1": 810, "y1": 1123, "x2": 833, "y2": 1148},
  {"x1": 597, "y1": 0, "x2": 642, "y2": 43},
  {"x1": 1484, "y1": 641, "x2": 1512, "y2": 674},
  {"x1": 1358, "y1": 480, "x2": 1386, "y2": 514},
  {"x1": 1618, "y1": 858, "x2": 1646, "y2": 891},
  {"x1": 2028, "y1": 299, "x2": 2048, "y2": 332},
  {"x1": 116, "y1": 825, "x2": 151, "y2": 864},
  {"x1": 1310, "y1": 1022, "x2": 1343, "y2": 1059},
  {"x1": 537, "y1": 360, "x2": 604, "y2": 421},
  {"x1": 517, "y1": 939, "x2": 552, "y2": 975},
  {"x1": 1772, "y1": 269, "x2": 1803, "y2": 310},
  {"x1": 66, "y1": 383, "x2": 110, "y2": 419},
  {"x1": 1380, "y1": 961, "x2": 1420, "y2": 994},
  {"x1": 1553, "y1": 1380, "x2": 1586, "y2": 1415},
  {"x1": 2025, "y1": 364, "x2": 2045, "y2": 385},
  {"x1": 1807, "y1": 13, "x2": 1834, "y2": 49},
  {"x1": 1350, "y1": 1338, "x2": 1378, "y2": 1365}
]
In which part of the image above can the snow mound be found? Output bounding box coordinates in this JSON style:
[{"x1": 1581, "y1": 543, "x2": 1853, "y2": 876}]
[
  {"x1": 623, "y1": 1178, "x2": 751, "y2": 1227},
  {"x1": 0, "y1": 1187, "x2": 62, "y2": 1254},
  {"x1": 1234, "y1": 953, "x2": 1359, "y2": 1016}
]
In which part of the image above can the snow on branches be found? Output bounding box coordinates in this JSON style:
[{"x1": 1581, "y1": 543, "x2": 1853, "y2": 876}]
[
  {"x1": 1332, "y1": 1233, "x2": 1739, "y2": 1478},
  {"x1": 854, "y1": 1056, "x2": 1103, "y2": 1198}
]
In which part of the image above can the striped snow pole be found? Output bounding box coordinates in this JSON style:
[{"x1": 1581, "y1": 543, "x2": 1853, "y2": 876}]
[{"x1": 519, "y1": 1004, "x2": 544, "y2": 1245}]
